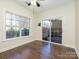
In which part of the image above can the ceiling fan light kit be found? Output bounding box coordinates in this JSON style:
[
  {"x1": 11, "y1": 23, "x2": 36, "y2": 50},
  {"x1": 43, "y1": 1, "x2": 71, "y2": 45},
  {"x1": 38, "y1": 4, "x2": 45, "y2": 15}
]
[
  {"x1": 25, "y1": 0, "x2": 41, "y2": 7},
  {"x1": 31, "y1": 0, "x2": 37, "y2": 5},
  {"x1": 36, "y1": 2, "x2": 40, "y2": 7}
]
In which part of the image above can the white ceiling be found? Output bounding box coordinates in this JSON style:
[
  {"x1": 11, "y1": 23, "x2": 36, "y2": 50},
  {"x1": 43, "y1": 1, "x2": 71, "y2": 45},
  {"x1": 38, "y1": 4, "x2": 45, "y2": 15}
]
[{"x1": 15, "y1": 0, "x2": 73, "y2": 12}]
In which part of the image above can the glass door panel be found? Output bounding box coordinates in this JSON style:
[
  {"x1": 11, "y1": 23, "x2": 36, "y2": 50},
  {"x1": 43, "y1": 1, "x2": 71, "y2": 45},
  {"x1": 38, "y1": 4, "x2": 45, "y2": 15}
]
[
  {"x1": 51, "y1": 20, "x2": 62, "y2": 44},
  {"x1": 42, "y1": 20, "x2": 51, "y2": 42}
]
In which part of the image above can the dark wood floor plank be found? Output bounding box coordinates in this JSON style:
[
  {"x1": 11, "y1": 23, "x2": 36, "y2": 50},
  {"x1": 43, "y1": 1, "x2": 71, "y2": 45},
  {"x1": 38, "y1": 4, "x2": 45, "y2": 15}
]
[{"x1": 0, "y1": 40, "x2": 78, "y2": 59}]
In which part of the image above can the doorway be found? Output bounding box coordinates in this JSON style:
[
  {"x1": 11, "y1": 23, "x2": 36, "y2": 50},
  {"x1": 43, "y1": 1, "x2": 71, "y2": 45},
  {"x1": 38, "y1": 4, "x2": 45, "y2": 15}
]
[{"x1": 42, "y1": 19, "x2": 62, "y2": 44}]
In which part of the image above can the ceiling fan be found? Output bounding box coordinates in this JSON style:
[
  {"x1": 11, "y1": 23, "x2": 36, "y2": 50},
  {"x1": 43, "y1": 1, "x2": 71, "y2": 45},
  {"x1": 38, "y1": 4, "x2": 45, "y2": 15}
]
[{"x1": 25, "y1": 0, "x2": 43, "y2": 7}]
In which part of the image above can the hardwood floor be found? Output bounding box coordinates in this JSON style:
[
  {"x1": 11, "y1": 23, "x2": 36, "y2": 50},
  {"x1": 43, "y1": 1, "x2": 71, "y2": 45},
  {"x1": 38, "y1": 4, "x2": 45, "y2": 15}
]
[{"x1": 0, "y1": 40, "x2": 78, "y2": 59}]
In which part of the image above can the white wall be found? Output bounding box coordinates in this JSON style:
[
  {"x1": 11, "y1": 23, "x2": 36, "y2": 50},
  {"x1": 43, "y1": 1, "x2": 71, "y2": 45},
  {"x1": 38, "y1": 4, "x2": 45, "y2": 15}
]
[
  {"x1": 0, "y1": 0, "x2": 35, "y2": 53},
  {"x1": 76, "y1": 0, "x2": 79, "y2": 57},
  {"x1": 35, "y1": 0, "x2": 76, "y2": 48}
]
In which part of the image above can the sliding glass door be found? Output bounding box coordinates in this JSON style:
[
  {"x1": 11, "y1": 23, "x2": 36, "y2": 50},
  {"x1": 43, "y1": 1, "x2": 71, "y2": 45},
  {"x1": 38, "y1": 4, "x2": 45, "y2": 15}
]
[{"x1": 42, "y1": 19, "x2": 62, "y2": 44}]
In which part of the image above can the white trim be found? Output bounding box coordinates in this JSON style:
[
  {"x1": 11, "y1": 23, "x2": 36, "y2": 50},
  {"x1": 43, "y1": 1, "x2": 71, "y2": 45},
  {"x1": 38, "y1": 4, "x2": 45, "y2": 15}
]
[
  {"x1": 39, "y1": 39, "x2": 75, "y2": 49},
  {"x1": 75, "y1": 48, "x2": 79, "y2": 58}
]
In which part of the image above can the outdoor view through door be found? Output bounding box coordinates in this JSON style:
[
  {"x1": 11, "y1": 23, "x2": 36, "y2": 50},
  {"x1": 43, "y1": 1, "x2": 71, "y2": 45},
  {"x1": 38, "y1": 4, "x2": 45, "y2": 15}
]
[{"x1": 42, "y1": 19, "x2": 62, "y2": 44}]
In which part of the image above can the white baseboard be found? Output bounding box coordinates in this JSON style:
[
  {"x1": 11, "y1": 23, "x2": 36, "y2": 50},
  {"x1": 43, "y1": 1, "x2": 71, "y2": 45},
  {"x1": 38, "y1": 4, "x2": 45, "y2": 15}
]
[
  {"x1": 0, "y1": 40, "x2": 35, "y2": 53},
  {"x1": 75, "y1": 48, "x2": 79, "y2": 58},
  {"x1": 38, "y1": 40, "x2": 75, "y2": 49}
]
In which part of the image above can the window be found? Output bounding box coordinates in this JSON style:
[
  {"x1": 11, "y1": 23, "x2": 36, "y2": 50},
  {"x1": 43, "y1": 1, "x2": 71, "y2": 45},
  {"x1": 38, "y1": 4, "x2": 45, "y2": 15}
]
[{"x1": 5, "y1": 12, "x2": 30, "y2": 39}]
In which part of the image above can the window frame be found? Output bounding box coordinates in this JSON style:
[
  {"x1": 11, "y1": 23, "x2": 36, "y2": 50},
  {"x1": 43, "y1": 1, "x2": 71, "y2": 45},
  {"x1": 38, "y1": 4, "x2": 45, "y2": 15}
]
[{"x1": 4, "y1": 11, "x2": 31, "y2": 41}]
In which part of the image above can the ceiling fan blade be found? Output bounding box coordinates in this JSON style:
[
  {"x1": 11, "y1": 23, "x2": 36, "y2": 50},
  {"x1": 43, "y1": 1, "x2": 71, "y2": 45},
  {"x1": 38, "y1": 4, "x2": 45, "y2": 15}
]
[
  {"x1": 25, "y1": 1, "x2": 31, "y2": 6},
  {"x1": 36, "y1": 2, "x2": 40, "y2": 7},
  {"x1": 28, "y1": 3, "x2": 31, "y2": 6}
]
